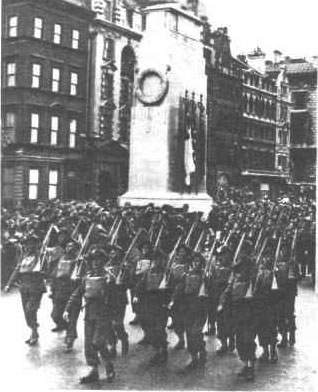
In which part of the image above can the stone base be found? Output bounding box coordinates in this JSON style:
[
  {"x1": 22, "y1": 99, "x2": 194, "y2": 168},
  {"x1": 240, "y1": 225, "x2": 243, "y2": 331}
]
[{"x1": 119, "y1": 191, "x2": 213, "y2": 216}]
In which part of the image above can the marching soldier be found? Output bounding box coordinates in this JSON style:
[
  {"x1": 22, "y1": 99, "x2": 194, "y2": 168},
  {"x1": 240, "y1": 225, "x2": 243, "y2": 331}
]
[
  {"x1": 275, "y1": 234, "x2": 299, "y2": 347},
  {"x1": 169, "y1": 244, "x2": 191, "y2": 350},
  {"x1": 130, "y1": 241, "x2": 152, "y2": 344},
  {"x1": 5, "y1": 233, "x2": 46, "y2": 346},
  {"x1": 104, "y1": 245, "x2": 129, "y2": 357},
  {"x1": 63, "y1": 248, "x2": 116, "y2": 384},
  {"x1": 253, "y1": 239, "x2": 279, "y2": 364},
  {"x1": 50, "y1": 240, "x2": 81, "y2": 352},
  {"x1": 218, "y1": 239, "x2": 255, "y2": 381},
  {"x1": 134, "y1": 250, "x2": 170, "y2": 365},
  {"x1": 172, "y1": 252, "x2": 208, "y2": 369},
  {"x1": 212, "y1": 244, "x2": 235, "y2": 354}
]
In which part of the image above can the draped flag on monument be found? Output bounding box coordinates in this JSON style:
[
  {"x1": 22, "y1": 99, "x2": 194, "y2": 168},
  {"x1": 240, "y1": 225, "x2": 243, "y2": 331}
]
[{"x1": 184, "y1": 127, "x2": 196, "y2": 186}]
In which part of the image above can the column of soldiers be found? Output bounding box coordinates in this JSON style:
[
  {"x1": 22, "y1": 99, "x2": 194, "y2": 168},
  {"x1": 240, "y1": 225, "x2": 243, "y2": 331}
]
[{"x1": 2, "y1": 195, "x2": 315, "y2": 383}]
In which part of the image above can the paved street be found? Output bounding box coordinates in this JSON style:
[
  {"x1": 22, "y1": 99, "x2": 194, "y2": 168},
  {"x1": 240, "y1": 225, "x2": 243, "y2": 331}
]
[{"x1": 1, "y1": 278, "x2": 317, "y2": 391}]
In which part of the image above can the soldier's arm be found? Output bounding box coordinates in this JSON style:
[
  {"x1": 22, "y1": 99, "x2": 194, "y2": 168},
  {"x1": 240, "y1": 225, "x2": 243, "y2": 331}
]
[
  {"x1": 4, "y1": 264, "x2": 20, "y2": 292},
  {"x1": 64, "y1": 281, "x2": 84, "y2": 314}
]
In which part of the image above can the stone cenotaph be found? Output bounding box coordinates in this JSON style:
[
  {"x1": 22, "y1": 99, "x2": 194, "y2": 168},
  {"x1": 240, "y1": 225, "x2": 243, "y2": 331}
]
[{"x1": 119, "y1": 2, "x2": 212, "y2": 212}]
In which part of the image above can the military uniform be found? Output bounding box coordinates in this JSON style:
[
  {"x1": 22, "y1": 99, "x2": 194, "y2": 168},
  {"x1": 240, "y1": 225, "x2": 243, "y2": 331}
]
[
  {"x1": 50, "y1": 241, "x2": 81, "y2": 351},
  {"x1": 275, "y1": 240, "x2": 298, "y2": 347},
  {"x1": 219, "y1": 245, "x2": 255, "y2": 380},
  {"x1": 169, "y1": 246, "x2": 190, "y2": 349},
  {"x1": 210, "y1": 245, "x2": 234, "y2": 354},
  {"x1": 5, "y1": 234, "x2": 46, "y2": 346},
  {"x1": 104, "y1": 246, "x2": 129, "y2": 357},
  {"x1": 64, "y1": 249, "x2": 116, "y2": 384},
  {"x1": 172, "y1": 253, "x2": 207, "y2": 369},
  {"x1": 135, "y1": 252, "x2": 170, "y2": 365}
]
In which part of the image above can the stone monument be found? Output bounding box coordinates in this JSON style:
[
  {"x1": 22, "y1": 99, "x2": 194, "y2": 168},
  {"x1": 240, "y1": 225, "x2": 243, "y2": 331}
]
[{"x1": 119, "y1": 2, "x2": 212, "y2": 212}]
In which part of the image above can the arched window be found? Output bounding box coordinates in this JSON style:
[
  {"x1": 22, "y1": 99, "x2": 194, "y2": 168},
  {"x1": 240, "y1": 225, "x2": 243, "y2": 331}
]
[{"x1": 119, "y1": 45, "x2": 135, "y2": 142}]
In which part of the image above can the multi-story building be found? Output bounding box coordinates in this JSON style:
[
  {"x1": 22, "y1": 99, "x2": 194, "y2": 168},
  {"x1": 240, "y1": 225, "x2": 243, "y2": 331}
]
[
  {"x1": 238, "y1": 49, "x2": 292, "y2": 199},
  {"x1": 204, "y1": 27, "x2": 243, "y2": 192},
  {"x1": 286, "y1": 58, "x2": 317, "y2": 195},
  {"x1": 2, "y1": 0, "x2": 94, "y2": 205},
  {"x1": 265, "y1": 55, "x2": 317, "y2": 198}
]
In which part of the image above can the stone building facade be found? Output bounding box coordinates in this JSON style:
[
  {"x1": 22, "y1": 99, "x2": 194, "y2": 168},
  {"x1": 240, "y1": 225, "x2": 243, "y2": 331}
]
[
  {"x1": 204, "y1": 27, "x2": 243, "y2": 193},
  {"x1": 2, "y1": 0, "x2": 94, "y2": 205},
  {"x1": 238, "y1": 49, "x2": 292, "y2": 199}
]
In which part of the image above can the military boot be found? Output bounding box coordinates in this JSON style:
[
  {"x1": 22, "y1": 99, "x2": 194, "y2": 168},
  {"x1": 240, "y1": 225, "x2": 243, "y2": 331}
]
[
  {"x1": 277, "y1": 333, "x2": 288, "y2": 348},
  {"x1": 289, "y1": 330, "x2": 296, "y2": 346},
  {"x1": 259, "y1": 345, "x2": 269, "y2": 362},
  {"x1": 27, "y1": 329, "x2": 39, "y2": 346},
  {"x1": 269, "y1": 343, "x2": 278, "y2": 363},
  {"x1": 79, "y1": 368, "x2": 99, "y2": 384},
  {"x1": 105, "y1": 362, "x2": 115, "y2": 383},
  {"x1": 198, "y1": 349, "x2": 207, "y2": 367},
  {"x1": 174, "y1": 336, "x2": 185, "y2": 350},
  {"x1": 185, "y1": 354, "x2": 199, "y2": 370},
  {"x1": 228, "y1": 335, "x2": 235, "y2": 352},
  {"x1": 245, "y1": 362, "x2": 254, "y2": 381},
  {"x1": 216, "y1": 339, "x2": 228, "y2": 355}
]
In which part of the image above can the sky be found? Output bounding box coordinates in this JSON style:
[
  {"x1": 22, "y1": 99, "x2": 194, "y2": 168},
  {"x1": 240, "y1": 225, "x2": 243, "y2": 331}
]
[{"x1": 203, "y1": 0, "x2": 318, "y2": 60}]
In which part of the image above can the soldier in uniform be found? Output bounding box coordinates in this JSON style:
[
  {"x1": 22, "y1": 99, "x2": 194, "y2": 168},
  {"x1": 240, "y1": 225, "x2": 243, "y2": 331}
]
[
  {"x1": 134, "y1": 250, "x2": 170, "y2": 365},
  {"x1": 169, "y1": 244, "x2": 191, "y2": 350},
  {"x1": 212, "y1": 244, "x2": 235, "y2": 354},
  {"x1": 275, "y1": 236, "x2": 298, "y2": 347},
  {"x1": 63, "y1": 248, "x2": 116, "y2": 384},
  {"x1": 218, "y1": 239, "x2": 255, "y2": 381},
  {"x1": 5, "y1": 234, "x2": 46, "y2": 346},
  {"x1": 253, "y1": 240, "x2": 279, "y2": 363},
  {"x1": 104, "y1": 245, "x2": 129, "y2": 357},
  {"x1": 172, "y1": 252, "x2": 207, "y2": 369},
  {"x1": 50, "y1": 241, "x2": 81, "y2": 352},
  {"x1": 131, "y1": 241, "x2": 152, "y2": 344}
]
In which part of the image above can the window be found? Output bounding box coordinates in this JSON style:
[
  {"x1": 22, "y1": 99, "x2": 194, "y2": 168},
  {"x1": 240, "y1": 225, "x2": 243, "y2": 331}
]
[
  {"x1": 30, "y1": 113, "x2": 39, "y2": 143},
  {"x1": 52, "y1": 67, "x2": 60, "y2": 92},
  {"x1": 103, "y1": 38, "x2": 115, "y2": 60},
  {"x1": 293, "y1": 91, "x2": 307, "y2": 109},
  {"x1": 34, "y1": 17, "x2": 43, "y2": 39},
  {"x1": 48, "y1": 170, "x2": 58, "y2": 199},
  {"x1": 2, "y1": 168, "x2": 14, "y2": 199},
  {"x1": 126, "y1": 9, "x2": 133, "y2": 27},
  {"x1": 3, "y1": 112, "x2": 16, "y2": 144},
  {"x1": 70, "y1": 72, "x2": 78, "y2": 95},
  {"x1": 69, "y1": 119, "x2": 77, "y2": 148},
  {"x1": 71, "y1": 29, "x2": 79, "y2": 49},
  {"x1": 6, "y1": 63, "x2": 16, "y2": 87},
  {"x1": 31, "y1": 63, "x2": 41, "y2": 88},
  {"x1": 104, "y1": 1, "x2": 112, "y2": 21},
  {"x1": 8, "y1": 16, "x2": 18, "y2": 37},
  {"x1": 53, "y1": 24, "x2": 61, "y2": 44},
  {"x1": 28, "y1": 169, "x2": 39, "y2": 200},
  {"x1": 50, "y1": 116, "x2": 59, "y2": 145}
]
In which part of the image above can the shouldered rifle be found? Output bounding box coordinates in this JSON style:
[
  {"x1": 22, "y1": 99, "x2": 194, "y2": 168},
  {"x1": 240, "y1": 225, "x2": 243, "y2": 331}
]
[
  {"x1": 198, "y1": 236, "x2": 217, "y2": 297},
  {"x1": 193, "y1": 228, "x2": 206, "y2": 253},
  {"x1": 71, "y1": 223, "x2": 95, "y2": 280},
  {"x1": 271, "y1": 236, "x2": 282, "y2": 289},
  {"x1": 153, "y1": 223, "x2": 164, "y2": 252},
  {"x1": 71, "y1": 219, "x2": 82, "y2": 242},
  {"x1": 184, "y1": 213, "x2": 199, "y2": 247},
  {"x1": 159, "y1": 234, "x2": 183, "y2": 289},
  {"x1": 116, "y1": 228, "x2": 147, "y2": 285},
  {"x1": 288, "y1": 229, "x2": 298, "y2": 280},
  {"x1": 110, "y1": 218, "x2": 123, "y2": 246},
  {"x1": 33, "y1": 223, "x2": 55, "y2": 273}
]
